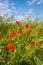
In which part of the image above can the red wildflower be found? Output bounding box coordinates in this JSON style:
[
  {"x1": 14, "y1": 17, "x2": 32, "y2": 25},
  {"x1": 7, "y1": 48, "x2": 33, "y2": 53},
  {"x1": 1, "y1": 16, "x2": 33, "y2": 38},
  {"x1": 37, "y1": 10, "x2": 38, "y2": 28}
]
[
  {"x1": 28, "y1": 41, "x2": 35, "y2": 46},
  {"x1": 25, "y1": 30, "x2": 31, "y2": 34},
  {"x1": 16, "y1": 20, "x2": 20, "y2": 24},
  {"x1": 17, "y1": 28, "x2": 22, "y2": 33},
  {"x1": 10, "y1": 32, "x2": 15, "y2": 37},
  {"x1": 6, "y1": 43, "x2": 14, "y2": 49},
  {"x1": 25, "y1": 23, "x2": 29, "y2": 28}
]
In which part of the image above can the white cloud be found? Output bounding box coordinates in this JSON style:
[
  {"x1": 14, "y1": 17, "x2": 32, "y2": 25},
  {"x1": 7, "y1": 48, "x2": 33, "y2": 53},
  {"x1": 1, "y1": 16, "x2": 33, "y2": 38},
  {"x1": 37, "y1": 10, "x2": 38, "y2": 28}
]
[
  {"x1": 0, "y1": 0, "x2": 24, "y2": 20},
  {"x1": 36, "y1": 0, "x2": 43, "y2": 4},
  {"x1": 0, "y1": 1, "x2": 8, "y2": 9},
  {"x1": 25, "y1": 7, "x2": 35, "y2": 16},
  {"x1": 16, "y1": 16, "x2": 24, "y2": 20},
  {"x1": 0, "y1": 0, "x2": 16, "y2": 16},
  {"x1": 27, "y1": 0, "x2": 43, "y2": 5},
  {"x1": 27, "y1": 0, "x2": 37, "y2": 5},
  {"x1": 16, "y1": 8, "x2": 34, "y2": 20},
  {"x1": 37, "y1": 1, "x2": 42, "y2": 4}
]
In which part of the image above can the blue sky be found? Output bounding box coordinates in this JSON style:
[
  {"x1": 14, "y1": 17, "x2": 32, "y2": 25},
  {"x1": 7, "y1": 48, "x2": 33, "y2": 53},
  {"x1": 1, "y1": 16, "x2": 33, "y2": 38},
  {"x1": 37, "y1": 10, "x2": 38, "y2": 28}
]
[{"x1": 0, "y1": 0, "x2": 43, "y2": 19}]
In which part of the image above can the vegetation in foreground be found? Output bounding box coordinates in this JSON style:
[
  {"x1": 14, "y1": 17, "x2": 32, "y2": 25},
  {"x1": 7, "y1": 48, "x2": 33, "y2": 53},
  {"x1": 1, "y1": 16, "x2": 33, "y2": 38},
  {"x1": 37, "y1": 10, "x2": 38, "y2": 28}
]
[{"x1": 0, "y1": 16, "x2": 43, "y2": 65}]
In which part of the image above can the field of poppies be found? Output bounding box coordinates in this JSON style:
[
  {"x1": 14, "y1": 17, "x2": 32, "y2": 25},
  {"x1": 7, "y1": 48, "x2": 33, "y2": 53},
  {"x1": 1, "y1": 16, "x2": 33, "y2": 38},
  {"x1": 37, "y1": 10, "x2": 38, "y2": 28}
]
[{"x1": 0, "y1": 16, "x2": 43, "y2": 65}]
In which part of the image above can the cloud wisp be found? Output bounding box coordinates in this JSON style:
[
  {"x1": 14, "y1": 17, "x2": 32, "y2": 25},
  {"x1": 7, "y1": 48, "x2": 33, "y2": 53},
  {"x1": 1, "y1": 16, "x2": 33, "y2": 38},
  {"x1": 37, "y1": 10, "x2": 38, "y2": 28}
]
[
  {"x1": 27, "y1": 0, "x2": 43, "y2": 5},
  {"x1": 0, "y1": 0, "x2": 16, "y2": 16}
]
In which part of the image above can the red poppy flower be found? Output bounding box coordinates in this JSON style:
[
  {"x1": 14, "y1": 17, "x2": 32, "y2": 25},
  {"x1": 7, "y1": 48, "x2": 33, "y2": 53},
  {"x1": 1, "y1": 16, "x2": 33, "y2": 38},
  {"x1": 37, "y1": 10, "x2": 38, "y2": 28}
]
[
  {"x1": 25, "y1": 30, "x2": 31, "y2": 34},
  {"x1": 28, "y1": 41, "x2": 35, "y2": 46},
  {"x1": 17, "y1": 28, "x2": 22, "y2": 33},
  {"x1": 10, "y1": 32, "x2": 15, "y2": 37},
  {"x1": 16, "y1": 20, "x2": 20, "y2": 24},
  {"x1": 25, "y1": 23, "x2": 29, "y2": 28},
  {"x1": 6, "y1": 43, "x2": 14, "y2": 49}
]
